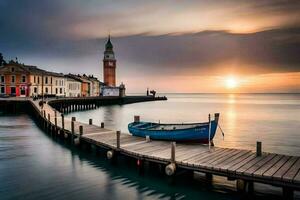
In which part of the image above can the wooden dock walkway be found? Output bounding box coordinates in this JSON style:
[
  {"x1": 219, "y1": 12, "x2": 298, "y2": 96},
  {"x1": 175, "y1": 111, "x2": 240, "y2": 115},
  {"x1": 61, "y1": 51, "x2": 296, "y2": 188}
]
[{"x1": 30, "y1": 99, "x2": 300, "y2": 198}]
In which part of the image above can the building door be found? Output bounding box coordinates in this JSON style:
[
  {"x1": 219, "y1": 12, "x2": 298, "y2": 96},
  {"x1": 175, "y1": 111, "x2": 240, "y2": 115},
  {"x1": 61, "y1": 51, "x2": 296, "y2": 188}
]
[
  {"x1": 11, "y1": 87, "x2": 16, "y2": 96},
  {"x1": 20, "y1": 86, "x2": 26, "y2": 97}
]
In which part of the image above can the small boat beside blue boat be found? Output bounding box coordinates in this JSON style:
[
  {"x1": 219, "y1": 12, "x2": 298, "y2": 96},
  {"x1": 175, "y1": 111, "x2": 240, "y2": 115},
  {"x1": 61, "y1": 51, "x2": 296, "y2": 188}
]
[{"x1": 128, "y1": 113, "x2": 220, "y2": 143}]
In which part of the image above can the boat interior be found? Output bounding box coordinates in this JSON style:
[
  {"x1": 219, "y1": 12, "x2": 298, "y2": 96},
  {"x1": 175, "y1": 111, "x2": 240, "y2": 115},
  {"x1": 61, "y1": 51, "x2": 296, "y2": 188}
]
[{"x1": 131, "y1": 122, "x2": 208, "y2": 131}]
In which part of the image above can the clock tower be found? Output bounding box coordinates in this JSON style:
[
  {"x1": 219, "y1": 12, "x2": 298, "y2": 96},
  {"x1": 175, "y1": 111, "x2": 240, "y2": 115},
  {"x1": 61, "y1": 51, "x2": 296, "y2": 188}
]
[{"x1": 103, "y1": 35, "x2": 116, "y2": 86}]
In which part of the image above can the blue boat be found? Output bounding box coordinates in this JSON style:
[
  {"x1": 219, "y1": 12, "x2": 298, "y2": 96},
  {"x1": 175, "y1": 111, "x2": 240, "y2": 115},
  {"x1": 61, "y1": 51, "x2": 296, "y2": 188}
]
[{"x1": 128, "y1": 113, "x2": 220, "y2": 143}]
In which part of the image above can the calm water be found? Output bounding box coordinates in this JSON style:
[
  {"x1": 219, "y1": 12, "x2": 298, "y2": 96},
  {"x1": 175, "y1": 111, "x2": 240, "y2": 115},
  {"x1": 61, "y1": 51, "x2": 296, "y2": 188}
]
[{"x1": 0, "y1": 94, "x2": 300, "y2": 200}]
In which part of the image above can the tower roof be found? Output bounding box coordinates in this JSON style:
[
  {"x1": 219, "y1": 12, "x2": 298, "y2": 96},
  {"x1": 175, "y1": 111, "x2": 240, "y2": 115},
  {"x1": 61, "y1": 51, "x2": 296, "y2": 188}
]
[{"x1": 105, "y1": 35, "x2": 113, "y2": 51}]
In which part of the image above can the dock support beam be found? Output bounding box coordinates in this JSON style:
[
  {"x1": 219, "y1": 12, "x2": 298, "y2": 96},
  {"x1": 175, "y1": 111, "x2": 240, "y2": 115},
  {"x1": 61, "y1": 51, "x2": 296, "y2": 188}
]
[{"x1": 236, "y1": 179, "x2": 246, "y2": 192}]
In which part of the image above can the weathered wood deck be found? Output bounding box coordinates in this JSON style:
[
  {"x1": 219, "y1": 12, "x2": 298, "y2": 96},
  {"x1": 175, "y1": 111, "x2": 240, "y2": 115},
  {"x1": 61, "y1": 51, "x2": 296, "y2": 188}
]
[{"x1": 29, "y1": 99, "x2": 300, "y2": 197}]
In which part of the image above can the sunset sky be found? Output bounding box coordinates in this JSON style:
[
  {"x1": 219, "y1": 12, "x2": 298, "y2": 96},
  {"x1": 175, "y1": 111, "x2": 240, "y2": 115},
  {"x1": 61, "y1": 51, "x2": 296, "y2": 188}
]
[{"x1": 1, "y1": 0, "x2": 300, "y2": 93}]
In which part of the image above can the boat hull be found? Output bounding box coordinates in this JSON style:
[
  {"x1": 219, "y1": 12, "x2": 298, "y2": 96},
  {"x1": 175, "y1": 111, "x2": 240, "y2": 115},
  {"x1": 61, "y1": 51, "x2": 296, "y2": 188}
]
[{"x1": 128, "y1": 120, "x2": 218, "y2": 143}]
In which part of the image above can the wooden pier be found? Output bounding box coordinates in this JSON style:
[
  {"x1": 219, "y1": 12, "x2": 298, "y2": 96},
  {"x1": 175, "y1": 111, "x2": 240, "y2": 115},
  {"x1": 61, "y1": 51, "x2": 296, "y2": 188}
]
[{"x1": 1, "y1": 97, "x2": 300, "y2": 199}]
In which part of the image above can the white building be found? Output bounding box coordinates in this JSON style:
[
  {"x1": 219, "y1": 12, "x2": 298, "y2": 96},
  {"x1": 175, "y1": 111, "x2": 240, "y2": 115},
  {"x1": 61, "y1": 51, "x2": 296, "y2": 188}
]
[{"x1": 65, "y1": 76, "x2": 81, "y2": 97}]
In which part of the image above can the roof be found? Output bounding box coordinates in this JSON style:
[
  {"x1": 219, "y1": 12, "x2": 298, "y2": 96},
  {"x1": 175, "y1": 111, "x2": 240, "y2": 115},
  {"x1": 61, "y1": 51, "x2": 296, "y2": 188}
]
[
  {"x1": 105, "y1": 35, "x2": 113, "y2": 51},
  {"x1": 3, "y1": 61, "x2": 64, "y2": 77}
]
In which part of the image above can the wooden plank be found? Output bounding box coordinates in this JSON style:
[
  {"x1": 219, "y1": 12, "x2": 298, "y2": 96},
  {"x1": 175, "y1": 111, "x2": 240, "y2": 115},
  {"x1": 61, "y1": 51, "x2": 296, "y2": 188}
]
[
  {"x1": 263, "y1": 156, "x2": 290, "y2": 177},
  {"x1": 243, "y1": 154, "x2": 277, "y2": 176},
  {"x1": 215, "y1": 150, "x2": 250, "y2": 170},
  {"x1": 253, "y1": 155, "x2": 283, "y2": 177},
  {"x1": 199, "y1": 149, "x2": 237, "y2": 166},
  {"x1": 226, "y1": 153, "x2": 256, "y2": 173},
  {"x1": 235, "y1": 154, "x2": 270, "y2": 175},
  {"x1": 176, "y1": 146, "x2": 208, "y2": 162},
  {"x1": 196, "y1": 148, "x2": 233, "y2": 165},
  {"x1": 282, "y1": 157, "x2": 300, "y2": 182},
  {"x1": 192, "y1": 148, "x2": 231, "y2": 167},
  {"x1": 184, "y1": 148, "x2": 223, "y2": 164},
  {"x1": 273, "y1": 156, "x2": 298, "y2": 181},
  {"x1": 208, "y1": 149, "x2": 242, "y2": 167}
]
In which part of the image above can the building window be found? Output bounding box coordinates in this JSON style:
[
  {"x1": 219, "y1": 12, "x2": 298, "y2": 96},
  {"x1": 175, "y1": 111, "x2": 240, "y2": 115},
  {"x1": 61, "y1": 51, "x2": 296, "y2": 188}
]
[
  {"x1": 45, "y1": 87, "x2": 48, "y2": 93},
  {"x1": 11, "y1": 67, "x2": 15, "y2": 72},
  {"x1": 0, "y1": 75, "x2": 4, "y2": 83},
  {"x1": 0, "y1": 86, "x2": 4, "y2": 94},
  {"x1": 55, "y1": 88, "x2": 58, "y2": 94},
  {"x1": 11, "y1": 75, "x2": 15, "y2": 83},
  {"x1": 21, "y1": 75, "x2": 26, "y2": 83},
  {"x1": 34, "y1": 87, "x2": 37, "y2": 93},
  {"x1": 60, "y1": 88, "x2": 62, "y2": 94},
  {"x1": 34, "y1": 76, "x2": 36, "y2": 83},
  {"x1": 50, "y1": 77, "x2": 52, "y2": 84},
  {"x1": 45, "y1": 77, "x2": 48, "y2": 84},
  {"x1": 38, "y1": 77, "x2": 40, "y2": 84}
]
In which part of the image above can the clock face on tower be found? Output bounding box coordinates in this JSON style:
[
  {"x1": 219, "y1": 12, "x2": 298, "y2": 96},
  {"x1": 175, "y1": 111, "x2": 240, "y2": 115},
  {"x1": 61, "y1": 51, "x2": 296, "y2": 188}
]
[{"x1": 108, "y1": 61, "x2": 114, "y2": 66}]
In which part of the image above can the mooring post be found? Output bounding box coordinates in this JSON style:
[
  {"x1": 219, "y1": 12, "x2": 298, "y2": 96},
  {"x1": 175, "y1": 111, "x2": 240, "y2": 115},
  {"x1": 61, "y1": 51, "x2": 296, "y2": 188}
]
[
  {"x1": 72, "y1": 116, "x2": 76, "y2": 122},
  {"x1": 61, "y1": 113, "x2": 64, "y2": 130},
  {"x1": 101, "y1": 122, "x2": 104, "y2": 128},
  {"x1": 171, "y1": 141, "x2": 176, "y2": 162},
  {"x1": 71, "y1": 121, "x2": 75, "y2": 144},
  {"x1": 256, "y1": 141, "x2": 262, "y2": 157},
  {"x1": 74, "y1": 125, "x2": 83, "y2": 146},
  {"x1": 116, "y1": 130, "x2": 121, "y2": 149},
  {"x1": 89, "y1": 119, "x2": 93, "y2": 125},
  {"x1": 134, "y1": 115, "x2": 140, "y2": 123}
]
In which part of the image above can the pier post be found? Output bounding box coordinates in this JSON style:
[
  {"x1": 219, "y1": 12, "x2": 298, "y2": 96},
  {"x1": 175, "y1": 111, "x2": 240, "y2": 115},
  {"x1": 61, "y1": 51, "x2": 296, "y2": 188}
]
[
  {"x1": 47, "y1": 113, "x2": 51, "y2": 134},
  {"x1": 171, "y1": 141, "x2": 176, "y2": 162},
  {"x1": 72, "y1": 117, "x2": 76, "y2": 122},
  {"x1": 134, "y1": 115, "x2": 140, "y2": 123},
  {"x1": 71, "y1": 121, "x2": 75, "y2": 144},
  {"x1": 75, "y1": 125, "x2": 83, "y2": 146},
  {"x1": 101, "y1": 122, "x2": 104, "y2": 128},
  {"x1": 89, "y1": 119, "x2": 93, "y2": 125},
  {"x1": 256, "y1": 141, "x2": 262, "y2": 157},
  {"x1": 116, "y1": 131, "x2": 121, "y2": 149},
  {"x1": 54, "y1": 111, "x2": 57, "y2": 134}
]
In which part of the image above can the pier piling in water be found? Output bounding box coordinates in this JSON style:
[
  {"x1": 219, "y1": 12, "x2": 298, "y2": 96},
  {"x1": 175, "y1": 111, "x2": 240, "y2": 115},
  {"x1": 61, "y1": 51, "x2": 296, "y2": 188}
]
[{"x1": 116, "y1": 131, "x2": 121, "y2": 149}]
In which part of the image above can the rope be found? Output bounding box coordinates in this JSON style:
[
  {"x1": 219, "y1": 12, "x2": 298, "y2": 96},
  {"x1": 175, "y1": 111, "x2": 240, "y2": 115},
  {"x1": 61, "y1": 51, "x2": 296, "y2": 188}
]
[{"x1": 218, "y1": 124, "x2": 225, "y2": 140}]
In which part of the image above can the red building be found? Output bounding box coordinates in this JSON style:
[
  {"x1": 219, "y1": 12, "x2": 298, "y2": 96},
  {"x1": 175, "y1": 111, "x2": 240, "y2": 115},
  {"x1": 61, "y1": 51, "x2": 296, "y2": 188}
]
[{"x1": 0, "y1": 62, "x2": 31, "y2": 97}]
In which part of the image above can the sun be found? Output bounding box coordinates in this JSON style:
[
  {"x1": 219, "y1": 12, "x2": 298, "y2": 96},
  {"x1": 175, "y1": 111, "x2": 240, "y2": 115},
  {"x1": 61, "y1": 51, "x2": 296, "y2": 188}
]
[{"x1": 225, "y1": 76, "x2": 238, "y2": 89}]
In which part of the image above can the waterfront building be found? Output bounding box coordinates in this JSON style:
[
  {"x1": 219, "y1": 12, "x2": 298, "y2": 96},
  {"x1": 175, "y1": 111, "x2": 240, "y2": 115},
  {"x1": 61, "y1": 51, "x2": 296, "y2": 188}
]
[
  {"x1": 101, "y1": 36, "x2": 126, "y2": 97},
  {"x1": 0, "y1": 61, "x2": 66, "y2": 97},
  {"x1": 65, "y1": 75, "x2": 82, "y2": 97},
  {"x1": 0, "y1": 61, "x2": 31, "y2": 97},
  {"x1": 87, "y1": 75, "x2": 101, "y2": 96}
]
